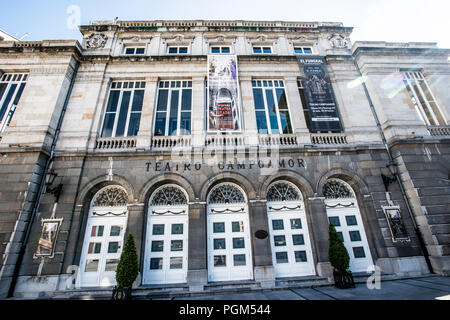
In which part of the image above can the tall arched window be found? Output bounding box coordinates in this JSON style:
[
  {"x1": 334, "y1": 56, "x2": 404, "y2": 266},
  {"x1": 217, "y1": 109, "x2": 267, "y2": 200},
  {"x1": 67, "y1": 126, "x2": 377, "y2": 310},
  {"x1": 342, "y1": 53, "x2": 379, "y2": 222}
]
[
  {"x1": 143, "y1": 184, "x2": 189, "y2": 284},
  {"x1": 207, "y1": 183, "x2": 253, "y2": 282},
  {"x1": 266, "y1": 181, "x2": 315, "y2": 277},
  {"x1": 323, "y1": 178, "x2": 373, "y2": 272},
  {"x1": 77, "y1": 186, "x2": 129, "y2": 288}
]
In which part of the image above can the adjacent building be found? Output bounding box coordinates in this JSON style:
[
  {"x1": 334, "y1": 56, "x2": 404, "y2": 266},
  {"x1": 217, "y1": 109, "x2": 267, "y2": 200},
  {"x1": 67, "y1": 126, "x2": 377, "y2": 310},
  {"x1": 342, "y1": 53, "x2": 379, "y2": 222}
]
[{"x1": 0, "y1": 19, "x2": 449, "y2": 298}]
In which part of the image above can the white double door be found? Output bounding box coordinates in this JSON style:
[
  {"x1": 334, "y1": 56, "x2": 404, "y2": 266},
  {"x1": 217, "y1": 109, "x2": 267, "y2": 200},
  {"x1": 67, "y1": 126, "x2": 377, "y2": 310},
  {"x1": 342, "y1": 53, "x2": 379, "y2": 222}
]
[
  {"x1": 143, "y1": 212, "x2": 188, "y2": 284},
  {"x1": 77, "y1": 211, "x2": 127, "y2": 288},
  {"x1": 325, "y1": 199, "x2": 373, "y2": 272},
  {"x1": 207, "y1": 205, "x2": 253, "y2": 282},
  {"x1": 267, "y1": 203, "x2": 315, "y2": 278}
]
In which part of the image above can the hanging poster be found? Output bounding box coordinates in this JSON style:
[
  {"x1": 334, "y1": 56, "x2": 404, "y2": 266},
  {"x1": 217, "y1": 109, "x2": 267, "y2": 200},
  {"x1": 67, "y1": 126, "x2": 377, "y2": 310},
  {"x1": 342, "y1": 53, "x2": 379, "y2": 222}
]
[
  {"x1": 35, "y1": 218, "x2": 63, "y2": 257},
  {"x1": 297, "y1": 56, "x2": 343, "y2": 132},
  {"x1": 382, "y1": 206, "x2": 410, "y2": 242},
  {"x1": 207, "y1": 55, "x2": 242, "y2": 132}
]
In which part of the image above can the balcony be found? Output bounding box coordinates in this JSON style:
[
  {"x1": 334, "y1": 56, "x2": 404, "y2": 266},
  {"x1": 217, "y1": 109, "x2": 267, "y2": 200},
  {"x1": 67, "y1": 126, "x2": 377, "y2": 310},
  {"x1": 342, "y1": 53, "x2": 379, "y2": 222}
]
[
  {"x1": 310, "y1": 133, "x2": 348, "y2": 145},
  {"x1": 427, "y1": 126, "x2": 450, "y2": 136},
  {"x1": 151, "y1": 135, "x2": 192, "y2": 150},
  {"x1": 258, "y1": 134, "x2": 299, "y2": 147},
  {"x1": 95, "y1": 136, "x2": 137, "y2": 150},
  {"x1": 205, "y1": 135, "x2": 247, "y2": 148}
]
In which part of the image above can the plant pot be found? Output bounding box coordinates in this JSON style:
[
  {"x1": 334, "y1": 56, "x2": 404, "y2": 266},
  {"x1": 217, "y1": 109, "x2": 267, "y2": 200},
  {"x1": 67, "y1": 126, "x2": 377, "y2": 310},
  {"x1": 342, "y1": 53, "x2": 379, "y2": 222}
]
[
  {"x1": 333, "y1": 270, "x2": 355, "y2": 289},
  {"x1": 112, "y1": 286, "x2": 132, "y2": 300}
]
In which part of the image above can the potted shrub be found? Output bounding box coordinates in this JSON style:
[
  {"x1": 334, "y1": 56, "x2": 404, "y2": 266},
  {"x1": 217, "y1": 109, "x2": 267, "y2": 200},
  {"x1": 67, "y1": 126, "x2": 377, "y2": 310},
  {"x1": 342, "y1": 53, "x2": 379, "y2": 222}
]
[
  {"x1": 328, "y1": 224, "x2": 355, "y2": 289},
  {"x1": 112, "y1": 233, "x2": 139, "y2": 300}
]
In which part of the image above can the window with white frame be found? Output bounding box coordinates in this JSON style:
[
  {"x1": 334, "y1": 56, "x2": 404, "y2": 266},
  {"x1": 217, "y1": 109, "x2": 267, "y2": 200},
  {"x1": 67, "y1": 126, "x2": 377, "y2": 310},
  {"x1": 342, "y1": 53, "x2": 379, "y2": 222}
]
[
  {"x1": 167, "y1": 46, "x2": 188, "y2": 54},
  {"x1": 100, "y1": 81, "x2": 145, "y2": 138},
  {"x1": 294, "y1": 47, "x2": 313, "y2": 54},
  {"x1": 124, "y1": 47, "x2": 146, "y2": 55},
  {"x1": 402, "y1": 71, "x2": 446, "y2": 126},
  {"x1": 154, "y1": 80, "x2": 192, "y2": 136},
  {"x1": 210, "y1": 46, "x2": 231, "y2": 54},
  {"x1": 0, "y1": 73, "x2": 28, "y2": 133},
  {"x1": 252, "y1": 80, "x2": 293, "y2": 134},
  {"x1": 253, "y1": 46, "x2": 272, "y2": 54}
]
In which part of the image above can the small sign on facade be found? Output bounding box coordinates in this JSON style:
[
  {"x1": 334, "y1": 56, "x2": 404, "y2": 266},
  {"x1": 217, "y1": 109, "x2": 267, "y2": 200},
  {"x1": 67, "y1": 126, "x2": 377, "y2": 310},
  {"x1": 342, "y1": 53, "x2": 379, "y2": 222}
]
[
  {"x1": 382, "y1": 206, "x2": 410, "y2": 242},
  {"x1": 34, "y1": 218, "x2": 63, "y2": 258}
]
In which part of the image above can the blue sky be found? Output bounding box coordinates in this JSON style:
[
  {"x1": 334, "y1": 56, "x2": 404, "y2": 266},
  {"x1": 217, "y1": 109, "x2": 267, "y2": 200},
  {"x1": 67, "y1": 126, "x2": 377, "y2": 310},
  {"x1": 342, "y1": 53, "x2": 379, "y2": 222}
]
[{"x1": 2, "y1": 0, "x2": 450, "y2": 48}]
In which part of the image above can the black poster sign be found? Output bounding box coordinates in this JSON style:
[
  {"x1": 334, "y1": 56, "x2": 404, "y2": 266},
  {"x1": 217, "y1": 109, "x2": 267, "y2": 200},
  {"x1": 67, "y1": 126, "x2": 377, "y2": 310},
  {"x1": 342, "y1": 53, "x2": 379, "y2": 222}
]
[{"x1": 297, "y1": 56, "x2": 343, "y2": 132}]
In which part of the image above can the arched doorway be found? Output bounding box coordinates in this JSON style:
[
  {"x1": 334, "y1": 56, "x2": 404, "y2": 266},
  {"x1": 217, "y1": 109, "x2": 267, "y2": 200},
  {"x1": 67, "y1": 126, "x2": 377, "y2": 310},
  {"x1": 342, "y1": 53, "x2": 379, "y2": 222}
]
[
  {"x1": 207, "y1": 183, "x2": 253, "y2": 282},
  {"x1": 266, "y1": 181, "x2": 315, "y2": 278},
  {"x1": 143, "y1": 184, "x2": 189, "y2": 284},
  {"x1": 77, "y1": 186, "x2": 129, "y2": 287},
  {"x1": 323, "y1": 178, "x2": 373, "y2": 272}
]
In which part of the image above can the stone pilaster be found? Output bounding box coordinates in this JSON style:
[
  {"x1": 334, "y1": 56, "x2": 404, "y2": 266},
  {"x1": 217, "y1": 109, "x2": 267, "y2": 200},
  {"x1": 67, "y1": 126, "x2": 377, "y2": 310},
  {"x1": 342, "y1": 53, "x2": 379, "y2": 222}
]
[
  {"x1": 307, "y1": 197, "x2": 333, "y2": 279},
  {"x1": 248, "y1": 200, "x2": 275, "y2": 287},
  {"x1": 137, "y1": 76, "x2": 159, "y2": 149},
  {"x1": 186, "y1": 202, "x2": 207, "y2": 291}
]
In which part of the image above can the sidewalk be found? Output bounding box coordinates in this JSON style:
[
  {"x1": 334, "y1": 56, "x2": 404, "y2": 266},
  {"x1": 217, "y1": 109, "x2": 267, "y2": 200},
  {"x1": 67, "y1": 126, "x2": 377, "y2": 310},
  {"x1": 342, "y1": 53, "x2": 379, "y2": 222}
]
[{"x1": 167, "y1": 276, "x2": 450, "y2": 300}]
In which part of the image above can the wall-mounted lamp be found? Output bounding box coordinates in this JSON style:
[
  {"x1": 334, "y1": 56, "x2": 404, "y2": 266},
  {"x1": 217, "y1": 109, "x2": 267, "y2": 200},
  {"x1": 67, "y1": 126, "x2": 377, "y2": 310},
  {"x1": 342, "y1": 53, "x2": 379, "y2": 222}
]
[
  {"x1": 45, "y1": 169, "x2": 63, "y2": 202},
  {"x1": 381, "y1": 161, "x2": 398, "y2": 191}
]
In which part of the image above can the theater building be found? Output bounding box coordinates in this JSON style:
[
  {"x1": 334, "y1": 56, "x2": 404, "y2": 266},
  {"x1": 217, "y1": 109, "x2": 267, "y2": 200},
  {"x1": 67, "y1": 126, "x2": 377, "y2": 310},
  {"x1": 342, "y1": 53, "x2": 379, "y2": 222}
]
[{"x1": 0, "y1": 20, "x2": 449, "y2": 298}]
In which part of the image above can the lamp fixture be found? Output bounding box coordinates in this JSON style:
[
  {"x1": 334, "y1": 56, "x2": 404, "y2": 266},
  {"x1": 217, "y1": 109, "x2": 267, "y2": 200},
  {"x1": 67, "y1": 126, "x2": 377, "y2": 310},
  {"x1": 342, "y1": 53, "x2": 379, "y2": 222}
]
[
  {"x1": 382, "y1": 161, "x2": 398, "y2": 191},
  {"x1": 45, "y1": 169, "x2": 63, "y2": 201}
]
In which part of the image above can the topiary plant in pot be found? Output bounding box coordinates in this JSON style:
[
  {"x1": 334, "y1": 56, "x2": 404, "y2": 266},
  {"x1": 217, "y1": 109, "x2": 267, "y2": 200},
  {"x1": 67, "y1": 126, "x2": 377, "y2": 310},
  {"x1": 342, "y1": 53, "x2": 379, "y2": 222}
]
[
  {"x1": 112, "y1": 233, "x2": 139, "y2": 300},
  {"x1": 328, "y1": 224, "x2": 355, "y2": 289}
]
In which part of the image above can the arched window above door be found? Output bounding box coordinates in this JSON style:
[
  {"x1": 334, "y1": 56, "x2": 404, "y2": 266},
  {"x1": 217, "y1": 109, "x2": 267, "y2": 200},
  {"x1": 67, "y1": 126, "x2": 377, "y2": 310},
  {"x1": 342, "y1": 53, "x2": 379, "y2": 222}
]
[
  {"x1": 208, "y1": 183, "x2": 245, "y2": 204},
  {"x1": 92, "y1": 186, "x2": 128, "y2": 207},
  {"x1": 267, "y1": 181, "x2": 302, "y2": 202},
  {"x1": 323, "y1": 178, "x2": 355, "y2": 199},
  {"x1": 150, "y1": 185, "x2": 188, "y2": 206}
]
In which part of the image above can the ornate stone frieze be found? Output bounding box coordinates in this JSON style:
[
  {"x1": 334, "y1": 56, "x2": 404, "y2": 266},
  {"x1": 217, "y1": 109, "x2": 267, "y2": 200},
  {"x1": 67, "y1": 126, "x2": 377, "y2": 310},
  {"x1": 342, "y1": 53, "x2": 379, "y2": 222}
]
[
  {"x1": 85, "y1": 33, "x2": 108, "y2": 49},
  {"x1": 328, "y1": 33, "x2": 350, "y2": 49}
]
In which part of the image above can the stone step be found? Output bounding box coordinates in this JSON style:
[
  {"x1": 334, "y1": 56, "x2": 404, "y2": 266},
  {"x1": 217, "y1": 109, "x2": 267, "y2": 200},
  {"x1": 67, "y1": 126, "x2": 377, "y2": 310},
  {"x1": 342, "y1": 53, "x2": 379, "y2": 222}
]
[{"x1": 275, "y1": 275, "x2": 330, "y2": 286}]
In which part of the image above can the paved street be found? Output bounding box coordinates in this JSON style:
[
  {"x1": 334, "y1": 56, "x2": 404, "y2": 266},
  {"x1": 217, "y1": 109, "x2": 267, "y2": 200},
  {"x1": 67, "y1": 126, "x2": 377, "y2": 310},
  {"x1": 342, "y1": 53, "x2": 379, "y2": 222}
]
[{"x1": 167, "y1": 276, "x2": 450, "y2": 300}]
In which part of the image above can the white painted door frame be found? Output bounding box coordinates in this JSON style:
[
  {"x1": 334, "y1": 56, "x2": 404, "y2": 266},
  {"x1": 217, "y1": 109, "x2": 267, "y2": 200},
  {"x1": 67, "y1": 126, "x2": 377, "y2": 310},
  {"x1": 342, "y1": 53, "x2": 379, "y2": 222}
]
[
  {"x1": 325, "y1": 198, "x2": 373, "y2": 273},
  {"x1": 142, "y1": 208, "x2": 188, "y2": 285},
  {"x1": 267, "y1": 201, "x2": 315, "y2": 278},
  {"x1": 207, "y1": 203, "x2": 254, "y2": 282},
  {"x1": 76, "y1": 207, "x2": 128, "y2": 288}
]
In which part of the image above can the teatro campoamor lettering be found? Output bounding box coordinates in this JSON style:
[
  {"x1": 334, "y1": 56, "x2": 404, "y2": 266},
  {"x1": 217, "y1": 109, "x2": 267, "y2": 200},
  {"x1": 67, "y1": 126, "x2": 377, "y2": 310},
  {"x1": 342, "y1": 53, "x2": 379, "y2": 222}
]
[{"x1": 145, "y1": 158, "x2": 306, "y2": 172}]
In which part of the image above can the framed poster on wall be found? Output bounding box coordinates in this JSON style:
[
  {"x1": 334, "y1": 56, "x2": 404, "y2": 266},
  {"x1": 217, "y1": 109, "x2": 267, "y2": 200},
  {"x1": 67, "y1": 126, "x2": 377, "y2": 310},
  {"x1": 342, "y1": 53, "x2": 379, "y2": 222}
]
[
  {"x1": 382, "y1": 206, "x2": 410, "y2": 242},
  {"x1": 34, "y1": 218, "x2": 63, "y2": 258},
  {"x1": 207, "y1": 55, "x2": 242, "y2": 132}
]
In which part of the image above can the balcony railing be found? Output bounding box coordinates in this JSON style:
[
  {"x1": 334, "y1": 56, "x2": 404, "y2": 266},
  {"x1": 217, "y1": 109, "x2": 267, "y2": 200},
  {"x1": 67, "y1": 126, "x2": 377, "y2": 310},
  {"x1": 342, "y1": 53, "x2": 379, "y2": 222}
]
[
  {"x1": 258, "y1": 134, "x2": 299, "y2": 147},
  {"x1": 95, "y1": 136, "x2": 137, "y2": 150},
  {"x1": 151, "y1": 135, "x2": 192, "y2": 149},
  {"x1": 205, "y1": 135, "x2": 247, "y2": 147},
  {"x1": 310, "y1": 133, "x2": 348, "y2": 145},
  {"x1": 428, "y1": 126, "x2": 450, "y2": 136}
]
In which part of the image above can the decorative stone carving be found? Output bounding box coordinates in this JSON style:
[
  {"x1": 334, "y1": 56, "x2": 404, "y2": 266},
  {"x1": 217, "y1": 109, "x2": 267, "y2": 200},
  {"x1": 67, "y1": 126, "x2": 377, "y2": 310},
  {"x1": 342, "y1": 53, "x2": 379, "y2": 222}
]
[
  {"x1": 150, "y1": 185, "x2": 187, "y2": 206},
  {"x1": 86, "y1": 33, "x2": 108, "y2": 49},
  {"x1": 267, "y1": 182, "x2": 301, "y2": 202},
  {"x1": 328, "y1": 33, "x2": 350, "y2": 49},
  {"x1": 208, "y1": 184, "x2": 245, "y2": 204},
  {"x1": 93, "y1": 186, "x2": 128, "y2": 207},
  {"x1": 323, "y1": 179, "x2": 355, "y2": 199},
  {"x1": 256, "y1": 34, "x2": 267, "y2": 42}
]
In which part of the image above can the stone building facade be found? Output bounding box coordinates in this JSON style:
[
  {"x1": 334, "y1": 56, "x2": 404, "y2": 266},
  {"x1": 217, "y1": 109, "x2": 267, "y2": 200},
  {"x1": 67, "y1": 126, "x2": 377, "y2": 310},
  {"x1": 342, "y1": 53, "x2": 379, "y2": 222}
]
[{"x1": 0, "y1": 20, "x2": 448, "y2": 298}]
